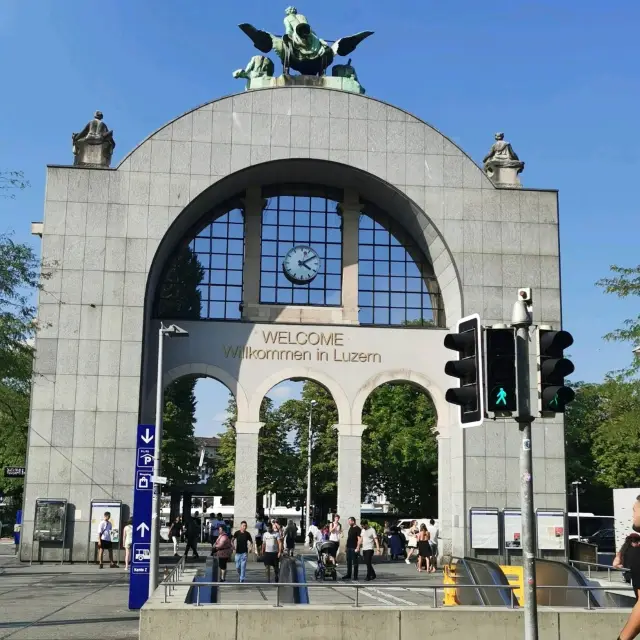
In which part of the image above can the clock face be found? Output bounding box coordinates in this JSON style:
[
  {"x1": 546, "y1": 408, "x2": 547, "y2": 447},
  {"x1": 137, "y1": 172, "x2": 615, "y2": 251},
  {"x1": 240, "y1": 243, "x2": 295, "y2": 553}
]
[{"x1": 282, "y1": 245, "x2": 320, "y2": 284}]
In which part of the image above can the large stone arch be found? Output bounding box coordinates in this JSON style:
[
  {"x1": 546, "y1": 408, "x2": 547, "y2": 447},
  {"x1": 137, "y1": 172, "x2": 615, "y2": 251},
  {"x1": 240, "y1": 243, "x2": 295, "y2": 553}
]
[
  {"x1": 249, "y1": 366, "x2": 350, "y2": 424},
  {"x1": 146, "y1": 363, "x2": 249, "y2": 423},
  {"x1": 352, "y1": 368, "x2": 447, "y2": 436}
]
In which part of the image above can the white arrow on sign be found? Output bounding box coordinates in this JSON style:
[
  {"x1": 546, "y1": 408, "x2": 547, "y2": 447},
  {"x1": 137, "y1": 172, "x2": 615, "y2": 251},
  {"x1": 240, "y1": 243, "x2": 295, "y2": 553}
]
[
  {"x1": 141, "y1": 428, "x2": 154, "y2": 444},
  {"x1": 136, "y1": 522, "x2": 150, "y2": 538}
]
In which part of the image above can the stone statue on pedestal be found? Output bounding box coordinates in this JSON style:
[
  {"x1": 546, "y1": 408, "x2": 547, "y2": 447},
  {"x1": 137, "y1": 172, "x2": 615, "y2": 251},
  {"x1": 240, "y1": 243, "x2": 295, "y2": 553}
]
[
  {"x1": 238, "y1": 6, "x2": 373, "y2": 77},
  {"x1": 331, "y1": 58, "x2": 365, "y2": 94},
  {"x1": 483, "y1": 132, "x2": 524, "y2": 187},
  {"x1": 72, "y1": 111, "x2": 116, "y2": 168}
]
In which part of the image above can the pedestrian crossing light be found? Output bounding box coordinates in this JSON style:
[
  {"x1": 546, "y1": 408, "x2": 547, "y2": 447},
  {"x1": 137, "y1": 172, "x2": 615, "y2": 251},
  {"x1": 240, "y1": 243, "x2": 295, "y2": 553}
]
[
  {"x1": 485, "y1": 327, "x2": 517, "y2": 413},
  {"x1": 538, "y1": 329, "x2": 575, "y2": 413},
  {"x1": 444, "y1": 313, "x2": 484, "y2": 428}
]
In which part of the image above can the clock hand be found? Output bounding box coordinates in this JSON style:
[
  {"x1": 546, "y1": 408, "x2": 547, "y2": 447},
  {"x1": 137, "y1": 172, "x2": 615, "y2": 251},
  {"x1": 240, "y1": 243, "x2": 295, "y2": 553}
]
[{"x1": 301, "y1": 256, "x2": 317, "y2": 267}]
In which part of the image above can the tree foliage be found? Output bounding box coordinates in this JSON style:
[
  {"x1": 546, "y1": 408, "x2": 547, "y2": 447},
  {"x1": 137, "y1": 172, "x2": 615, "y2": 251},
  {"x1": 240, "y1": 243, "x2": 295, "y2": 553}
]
[
  {"x1": 362, "y1": 383, "x2": 438, "y2": 515},
  {"x1": 0, "y1": 233, "x2": 40, "y2": 518},
  {"x1": 596, "y1": 264, "x2": 640, "y2": 375}
]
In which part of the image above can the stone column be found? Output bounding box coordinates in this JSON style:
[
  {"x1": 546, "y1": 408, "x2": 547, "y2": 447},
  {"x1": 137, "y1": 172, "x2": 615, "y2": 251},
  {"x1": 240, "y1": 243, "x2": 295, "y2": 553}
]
[
  {"x1": 233, "y1": 421, "x2": 263, "y2": 531},
  {"x1": 241, "y1": 186, "x2": 264, "y2": 319},
  {"x1": 339, "y1": 189, "x2": 361, "y2": 324},
  {"x1": 336, "y1": 423, "x2": 366, "y2": 521}
]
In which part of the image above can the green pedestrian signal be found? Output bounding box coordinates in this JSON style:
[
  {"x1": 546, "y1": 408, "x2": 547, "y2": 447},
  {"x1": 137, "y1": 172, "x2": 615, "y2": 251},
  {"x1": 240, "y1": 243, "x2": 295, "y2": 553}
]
[
  {"x1": 549, "y1": 393, "x2": 559, "y2": 409},
  {"x1": 485, "y1": 328, "x2": 517, "y2": 412}
]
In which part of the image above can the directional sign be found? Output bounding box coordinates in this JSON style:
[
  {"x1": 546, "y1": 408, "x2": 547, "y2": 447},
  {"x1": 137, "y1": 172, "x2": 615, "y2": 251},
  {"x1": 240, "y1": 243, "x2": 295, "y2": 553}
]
[
  {"x1": 129, "y1": 424, "x2": 155, "y2": 610},
  {"x1": 137, "y1": 448, "x2": 154, "y2": 469},
  {"x1": 152, "y1": 475, "x2": 167, "y2": 485}
]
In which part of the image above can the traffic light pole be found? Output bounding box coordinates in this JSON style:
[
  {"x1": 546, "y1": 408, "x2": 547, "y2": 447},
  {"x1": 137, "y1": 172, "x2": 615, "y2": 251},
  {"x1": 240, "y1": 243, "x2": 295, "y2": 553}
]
[{"x1": 512, "y1": 294, "x2": 538, "y2": 640}]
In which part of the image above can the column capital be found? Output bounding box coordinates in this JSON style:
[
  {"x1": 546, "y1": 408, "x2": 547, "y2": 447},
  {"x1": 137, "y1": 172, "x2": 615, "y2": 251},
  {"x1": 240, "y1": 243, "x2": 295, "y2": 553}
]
[
  {"x1": 234, "y1": 421, "x2": 264, "y2": 434},
  {"x1": 333, "y1": 423, "x2": 366, "y2": 437}
]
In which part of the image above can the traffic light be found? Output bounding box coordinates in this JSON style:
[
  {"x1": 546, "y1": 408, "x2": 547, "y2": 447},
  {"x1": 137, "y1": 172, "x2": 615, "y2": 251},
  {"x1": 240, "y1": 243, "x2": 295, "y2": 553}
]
[
  {"x1": 485, "y1": 327, "x2": 517, "y2": 412},
  {"x1": 444, "y1": 313, "x2": 484, "y2": 427},
  {"x1": 538, "y1": 329, "x2": 575, "y2": 413}
]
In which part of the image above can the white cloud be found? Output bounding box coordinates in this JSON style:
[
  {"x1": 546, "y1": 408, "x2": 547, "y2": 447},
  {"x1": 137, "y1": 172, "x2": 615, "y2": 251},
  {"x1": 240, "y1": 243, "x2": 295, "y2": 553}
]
[{"x1": 268, "y1": 384, "x2": 293, "y2": 400}]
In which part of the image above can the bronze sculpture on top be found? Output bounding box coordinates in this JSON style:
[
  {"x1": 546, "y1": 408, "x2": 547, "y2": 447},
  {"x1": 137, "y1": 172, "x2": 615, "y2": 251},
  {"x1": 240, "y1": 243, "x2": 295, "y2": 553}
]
[
  {"x1": 483, "y1": 132, "x2": 525, "y2": 188},
  {"x1": 233, "y1": 7, "x2": 372, "y2": 94},
  {"x1": 72, "y1": 110, "x2": 116, "y2": 168}
]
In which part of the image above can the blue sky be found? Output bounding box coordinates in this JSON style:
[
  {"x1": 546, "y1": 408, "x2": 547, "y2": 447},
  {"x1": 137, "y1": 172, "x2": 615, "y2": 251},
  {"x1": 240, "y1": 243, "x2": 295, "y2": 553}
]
[{"x1": 1, "y1": 1, "x2": 638, "y2": 435}]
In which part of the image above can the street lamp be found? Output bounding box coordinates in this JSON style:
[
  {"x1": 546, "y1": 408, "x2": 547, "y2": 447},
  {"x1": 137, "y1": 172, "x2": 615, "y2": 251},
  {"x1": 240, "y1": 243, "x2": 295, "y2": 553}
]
[
  {"x1": 149, "y1": 323, "x2": 189, "y2": 597},
  {"x1": 305, "y1": 400, "x2": 317, "y2": 538},
  {"x1": 572, "y1": 480, "x2": 582, "y2": 540}
]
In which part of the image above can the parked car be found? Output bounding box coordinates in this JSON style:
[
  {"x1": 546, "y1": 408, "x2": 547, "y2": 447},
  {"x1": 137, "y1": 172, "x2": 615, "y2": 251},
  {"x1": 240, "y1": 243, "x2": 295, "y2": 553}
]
[{"x1": 586, "y1": 527, "x2": 616, "y2": 553}]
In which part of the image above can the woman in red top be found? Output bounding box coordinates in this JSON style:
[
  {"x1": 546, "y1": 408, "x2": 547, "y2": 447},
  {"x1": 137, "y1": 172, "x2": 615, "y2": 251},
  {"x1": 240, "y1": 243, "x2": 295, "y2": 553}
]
[{"x1": 213, "y1": 525, "x2": 233, "y2": 582}]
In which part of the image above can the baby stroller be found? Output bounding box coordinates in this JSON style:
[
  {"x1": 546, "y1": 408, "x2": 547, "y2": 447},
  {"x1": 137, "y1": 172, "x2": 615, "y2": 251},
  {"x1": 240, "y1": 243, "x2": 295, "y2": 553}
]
[{"x1": 314, "y1": 541, "x2": 337, "y2": 581}]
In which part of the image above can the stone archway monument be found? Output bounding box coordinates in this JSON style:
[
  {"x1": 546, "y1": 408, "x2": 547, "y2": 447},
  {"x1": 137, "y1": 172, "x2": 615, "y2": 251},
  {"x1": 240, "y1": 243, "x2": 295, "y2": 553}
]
[{"x1": 22, "y1": 5, "x2": 565, "y2": 566}]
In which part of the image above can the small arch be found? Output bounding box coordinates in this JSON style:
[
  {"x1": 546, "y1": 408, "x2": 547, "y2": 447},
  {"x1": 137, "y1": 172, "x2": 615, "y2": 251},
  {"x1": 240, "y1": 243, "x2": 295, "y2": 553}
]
[
  {"x1": 147, "y1": 363, "x2": 250, "y2": 423},
  {"x1": 352, "y1": 369, "x2": 448, "y2": 436},
  {"x1": 249, "y1": 367, "x2": 350, "y2": 424}
]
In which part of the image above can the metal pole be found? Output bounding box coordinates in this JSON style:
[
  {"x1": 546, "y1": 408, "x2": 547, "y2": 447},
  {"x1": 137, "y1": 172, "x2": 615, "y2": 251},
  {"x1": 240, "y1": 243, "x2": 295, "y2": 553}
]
[
  {"x1": 575, "y1": 484, "x2": 581, "y2": 540},
  {"x1": 149, "y1": 325, "x2": 165, "y2": 597},
  {"x1": 305, "y1": 403, "x2": 313, "y2": 536},
  {"x1": 512, "y1": 294, "x2": 538, "y2": 640}
]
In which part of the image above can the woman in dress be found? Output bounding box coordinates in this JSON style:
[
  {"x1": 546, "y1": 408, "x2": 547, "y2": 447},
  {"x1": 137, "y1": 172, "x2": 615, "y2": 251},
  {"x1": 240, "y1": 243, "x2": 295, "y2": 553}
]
[
  {"x1": 416, "y1": 523, "x2": 432, "y2": 573},
  {"x1": 213, "y1": 524, "x2": 233, "y2": 582},
  {"x1": 404, "y1": 521, "x2": 418, "y2": 564},
  {"x1": 123, "y1": 520, "x2": 133, "y2": 571}
]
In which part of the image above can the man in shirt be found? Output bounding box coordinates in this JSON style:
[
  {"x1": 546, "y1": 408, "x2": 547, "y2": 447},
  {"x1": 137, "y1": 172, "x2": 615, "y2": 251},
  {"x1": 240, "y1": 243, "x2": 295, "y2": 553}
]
[
  {"x1": 97, "y1": 512, "x2": 116, "y2": 569},
  {"x1": 261, "y1": 522, "x2": 282, "y2": 583},
  {"x1": 356, "y1": 519, "x2": 380, "y2": 581},
  {"x1": 233, "y1": 521, "x2": 253, "y2": 583},
  {"x1": 427, "y1": 519, "x2": 439, "y2": 570},
  {"x1": 307, "y1": 521, "x2": 320, "y2": 548},
  {"x1": 342, "y1": 517, "x2": 361, "y2": 581}
]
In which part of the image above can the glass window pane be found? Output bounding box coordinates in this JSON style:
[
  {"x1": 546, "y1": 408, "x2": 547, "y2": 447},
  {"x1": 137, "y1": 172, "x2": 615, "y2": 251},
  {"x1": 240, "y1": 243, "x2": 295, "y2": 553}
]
[
  {"x1": 212, "y1": 222, "x2": 228, "y2": 238},
  {"x1": 359, "y1": 307, "x2": 373, "y2": 323},
  {"x1": 262, "y1": 226, "x2": 277, "y2": 240},
  {"x1": 212, "y1": 238, "x2": 227, "y2": 254},
  {"x1": 390, "y1": 308, "x2": 405, "y2": 325},
  {"x1": 279, "y1": 210, "x2": 294, "y2": 225},
  {"x1": 293, "y1": 288, "x2": 309, "y2": 304},
  {"x1": 194, "y1": 238, "x2": 210, "y2": 253},
  {"x1": 261, "y1": 272, "x2": 276, "y2": 287},
  {"x1": 277, "y1": 288, "x2": 293, "y2": 304},
  {"x1": 226, "y1": 302, "x2": 240, "y2": 318},
  {"x1": 391, "y1": 246, "x2": 406, "y2": 261},
  {"x1": 294, "y1": 227, "x2": 310, "y2": 242},
  {"x1": 360, "y1": 260, "x2": 373, "y2": 275},
  {"x1": 262, "y1": 241, "x2": 277, "y2": 256},
  {"x1": 211, "y1": 270, "x2": 226, "y2": 285},
  {"x1": 263, "y1": 210, "x2": 277, "y2": 225},
  {"x1": 211, "y1": 286, "x2": 226, "y2": 300},
  {"x1": 310, "y1": 289, "x2": 324, "y2": 305},
  {"x1": 227, "y1": 286, "x2": 242, "y2": 302},
  {"x1": 374, "y1": 308, "x2": 390, "y2": 324},
  {"x1": 359, "y1": 291, "x2": 373, "y2": 306},
  {"x1": 391, "y1": 293, "x2": 405, "y2": 307},
  {"x1": 374, "y1": 276, "x2": 390, "y2": 291},
  {"x1": 311, "y1": 212, "x2": 325, "y2": 227},
  {"x1": 326, "y1": 244, "x2": 341, "y2": 259},
  {"x1": 210, "y1": 302, "x2": 225, "y2": 318},
  {"x1": 406, "y1": 278, "x2": 421, "y2": 292},
  {"x1": 228, "y1": 254, "x2": 243, "y2": 270},
  {"x1": 407, "y1": 293, "x2": 421, "y2": 308},
  {"x1": 310, "y1": 197, "x2": 327, "y2": 212},
  {"x1": 406, "y1": 262, "x2": 420, "y2": 277},
  {"x1": 326, "y1": 290, "x2": 341, "y2": 305},
  {"x1": 228, "y1": 239, "x2": 243, "y2": 254},
  {"x1": 211, "y1": 254, "x2": 228, "y2": 269},
  {"x1": 311, "y1": 228, "x2": 326, "y2": 242},
  {"x1": 227, "y1": 270, "x2": 242, "y2": 286},
  {"x1": 359, "y1": 229, "x2": 374, "y2": 244},
  {"x1": 228, "y1": 209, "x2": 243, "y2": 224},
  {"x1": 374, "y1": 245, "x2": 390, "y2": 261},
  {"x1": 326, "y1": 259, "x2": 341, "y2": 274},
  {"x1": 390, "y1": 261, "x2": 405, "y2": 276},
  {"x1": 374, "y1": 261, "x2": 389, "y2": 276},
  {"x1": 279, "y1": 226, "x2": 294, "y2": 241},
  {"x1": 294, "y1": 210, "x2": 310, "y2": 226},
  {"x1": 359, "y1": 276, "x2": 373, "y2": 290},
  {"x1": 390, "y1": 277, "x2": 404, "y2": 291},
  {"x1": 262, "y1": 287, "x2": 276, "y2": 303},
  {"x1": 375, "y1": 292, "x2": 389, "y2": 307},
  {"x1": 262, "y1": 256, "x2": 277, "y2": 271},
  {"x1": 359, "y1": 245, "x2": 373, "y2": 260},
  {"x1": 326, "y1": 274, "x2": 341, "y2": 289}
]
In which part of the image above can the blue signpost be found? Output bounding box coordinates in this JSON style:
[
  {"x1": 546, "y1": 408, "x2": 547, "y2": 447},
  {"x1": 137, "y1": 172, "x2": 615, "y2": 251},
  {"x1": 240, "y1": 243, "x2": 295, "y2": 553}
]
[{"x1": 128, "y1": 424, "x2": 155, "y2": 610}]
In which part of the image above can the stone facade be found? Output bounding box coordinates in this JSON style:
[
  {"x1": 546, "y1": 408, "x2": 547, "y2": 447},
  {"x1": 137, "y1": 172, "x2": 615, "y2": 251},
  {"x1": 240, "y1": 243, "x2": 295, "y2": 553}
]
[{"x1": 24, "y1": 87, "x2": 563, "y2": 562}]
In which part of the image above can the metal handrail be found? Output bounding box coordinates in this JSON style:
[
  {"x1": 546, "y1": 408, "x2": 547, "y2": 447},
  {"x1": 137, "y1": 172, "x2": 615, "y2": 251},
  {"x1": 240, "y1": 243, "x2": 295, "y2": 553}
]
[
  {"x1": 160, "y1": 579, "x2": 637, "y2": 609},
  {"x1": 569, "y1": 559, "x2": 629, "y2": 581},
  {"x1": 161, "y1": 555, "x2": 186, "y2": 598}
]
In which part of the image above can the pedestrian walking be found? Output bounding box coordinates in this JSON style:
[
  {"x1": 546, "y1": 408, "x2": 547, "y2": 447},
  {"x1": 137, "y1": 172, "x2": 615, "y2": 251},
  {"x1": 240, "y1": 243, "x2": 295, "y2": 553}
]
[
  {"x1": 123, "y1": 520, "x2": 133, "y2": 571},
  {"x1": 357, "y1": 520, "x2": 380, "y2": 581},
  {"x1": 209, "y1": 513, "x2": 226, "y2": 556},
  {"x1": 342, "y1": 517, "x2": 361, "y2": 581},
  {"x1": 255, "y1": 516, "x2": 267, "y2": 554},
  {"x1": 618, "y1": 495, "x2": 640, "y2": 640},
  {"x1": 97, "y1": 512, "x2": 117, "y2": 569},
  {"x1": 262, "y1": 522, "x2": 282, "y2": 583},
  {"x1": 169, "y1": 517, "x2": 182, "y2": 557},
  {"x1": 284, "y1": 519, "x2": 297, "y2": 557},
  {"x1": 184, "y1": 516, "x2": 199, "y2": 559},
  {"x1": 416, "y1": 524, "x2": 432, "y2": 573},
  {"x1": 427, "y1": 518, "x2": 439, "y2": 570},
  {"x1": 213, "y1": 525, "x2": 233, "y2": 582},
  {"x1": 233, "y1": 521, "x2": 253, "y2": 583}
]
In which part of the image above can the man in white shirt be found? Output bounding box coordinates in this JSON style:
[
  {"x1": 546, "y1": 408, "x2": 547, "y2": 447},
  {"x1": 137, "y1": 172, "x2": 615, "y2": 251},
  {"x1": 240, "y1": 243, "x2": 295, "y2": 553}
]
[
  {"x1": 427, "y1": 519, "x2": 439, "y2": 569},
  {"x1": 261, "y1": 522, "x2": 283, "y2": 583},
  {"x1": 97, "y1": 512, "x2": 116, "y2": 569},
  {"x1": 356, "y1": 519, "x2": 380, "y2": 581}
]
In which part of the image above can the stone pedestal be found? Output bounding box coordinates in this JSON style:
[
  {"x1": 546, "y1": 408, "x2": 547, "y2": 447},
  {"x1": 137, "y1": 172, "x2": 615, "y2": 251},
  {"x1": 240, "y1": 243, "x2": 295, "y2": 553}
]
[
  {"x1": 336, "y1": 424, "x2": 366, "y2": 520},
  {"x1": 484, "y1": 162, "x2": 524, "y2": 188},
  {"x1": 244, "y1": 74, "x2": 365, "y2": 94},
  {"x1": 233, "y1": 421, "x2": 263, "y2": 531}
]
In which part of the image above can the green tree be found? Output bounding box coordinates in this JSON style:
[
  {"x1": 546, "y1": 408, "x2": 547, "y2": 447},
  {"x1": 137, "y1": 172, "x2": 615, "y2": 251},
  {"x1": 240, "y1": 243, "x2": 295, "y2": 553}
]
[
  {"x1": 362, "y1": 383, "x2": 438, "y2": 515},
  {"x1": 206, "y1": 394, "x2": 237, "y2": 499},
  {"x1": 596, "y1": 264, "x2": 640, "y2": 375},
  {"x1": 0, "y1": 233, "x2": 40, "y2": 520},
  {"x1": 278, "y1": 381, "x2": 339, "y2": 514}
]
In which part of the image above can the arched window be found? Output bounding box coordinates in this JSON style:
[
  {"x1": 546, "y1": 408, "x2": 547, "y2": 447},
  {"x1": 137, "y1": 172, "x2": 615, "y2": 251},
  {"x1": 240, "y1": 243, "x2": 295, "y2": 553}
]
[
  {"x1": 156, "y1": 207, "x2": 244, "y2": 320},
  {"x1": 260, "y1": 187, "x2": 342, "y2": 306},
  {"x1": 358, "y1": 208, "x2": 443, "y2": 327}
]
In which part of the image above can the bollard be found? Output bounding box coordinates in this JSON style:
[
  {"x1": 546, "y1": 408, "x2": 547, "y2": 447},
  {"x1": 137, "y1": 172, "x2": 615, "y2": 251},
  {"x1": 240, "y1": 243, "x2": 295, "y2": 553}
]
[
  {"x1": 275, "y1": 584, "x2": 280, "y2": 608},
  {"x1": 355, "y1": 585, "x2": 359, "y2": 608},
  {"x1": 432, "y1": 587, "x2": 438, "y2": 608}
]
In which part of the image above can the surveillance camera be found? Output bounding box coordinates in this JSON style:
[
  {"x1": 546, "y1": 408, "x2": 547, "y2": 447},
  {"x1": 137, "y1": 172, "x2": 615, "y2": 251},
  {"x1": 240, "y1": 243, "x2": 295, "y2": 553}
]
[{"x1": 517, "y1": 288, "x2": 532, "y2": 303}]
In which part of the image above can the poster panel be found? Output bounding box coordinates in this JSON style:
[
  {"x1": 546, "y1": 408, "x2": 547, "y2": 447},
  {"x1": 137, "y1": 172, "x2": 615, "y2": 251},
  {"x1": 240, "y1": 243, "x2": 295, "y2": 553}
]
[
  {"x1": 537, "y1": 510, "x2": 565, "y2": 551},
  {"x1": 90, "y1": 501, "x2": 122, "y2": 545},
  {"x1": 504, "y1": 510, "x2": 522, "y2": 549},
  {"x1": 470, "y1": 509, "x2": 500, "y2": 549},
  {"x1": 33, "y1": 499, "x2": 67, "y2": 542}
]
